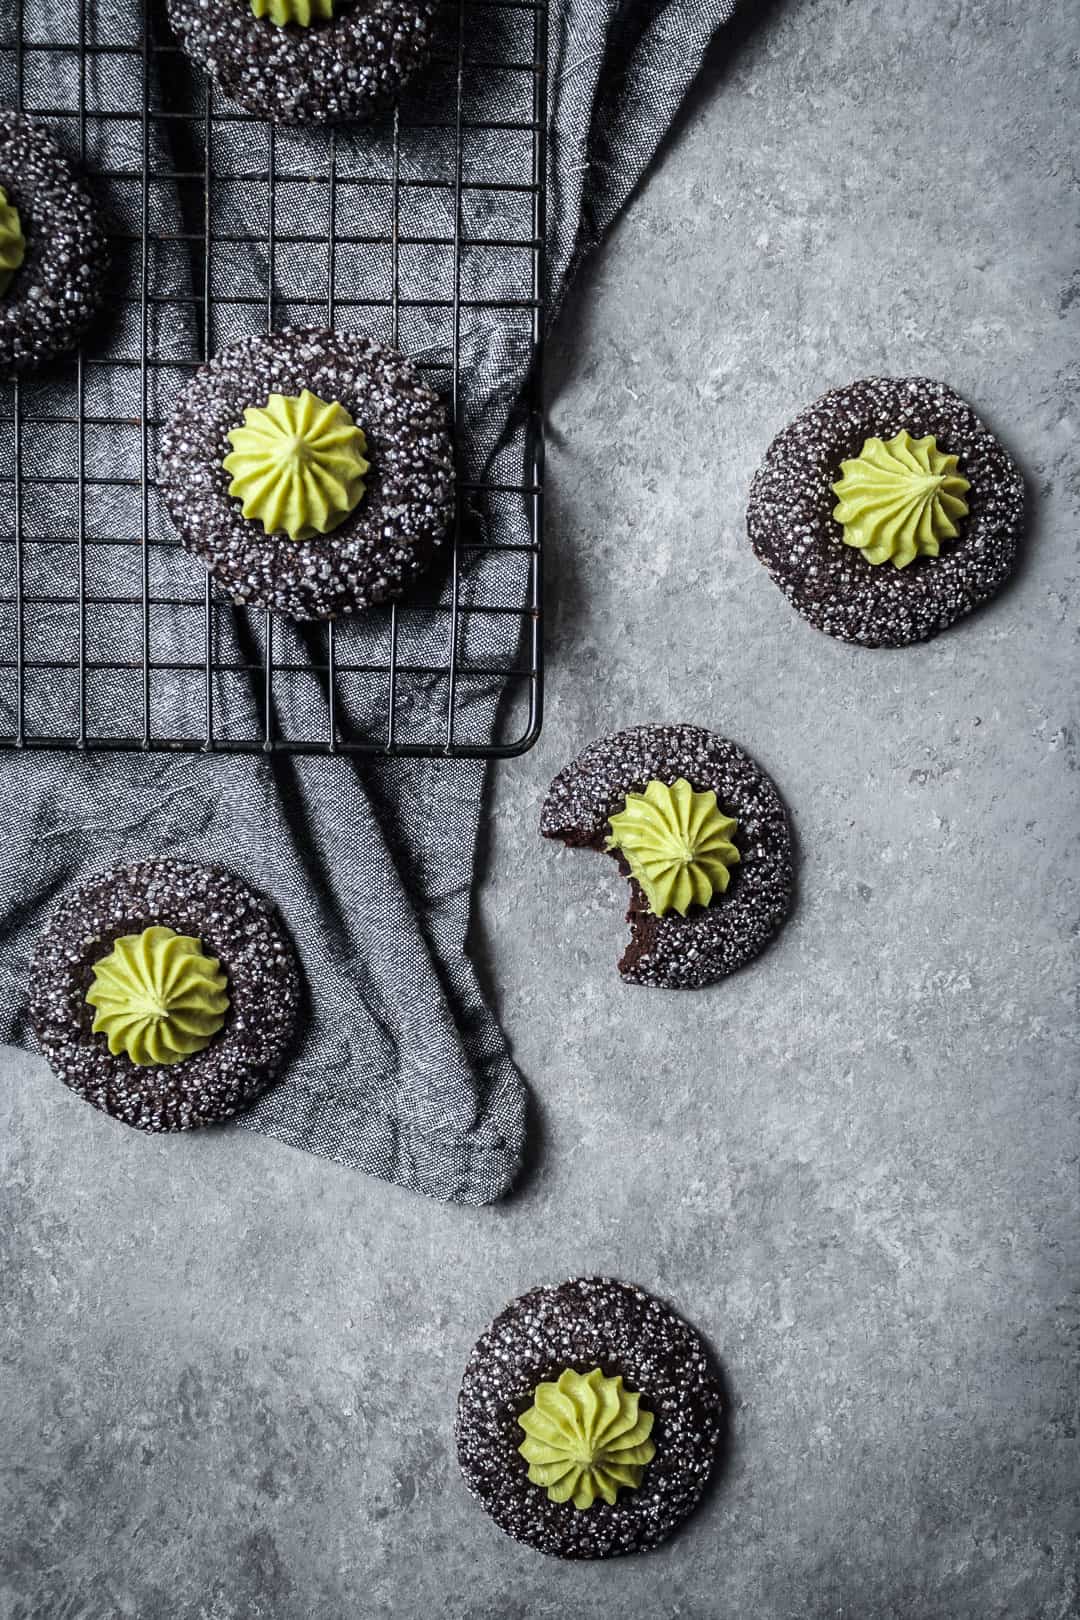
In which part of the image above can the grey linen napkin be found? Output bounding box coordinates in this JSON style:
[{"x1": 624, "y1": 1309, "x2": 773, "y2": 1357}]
[{"x1": 0, "y1": 0, "x2": 738, "y2": 1204}]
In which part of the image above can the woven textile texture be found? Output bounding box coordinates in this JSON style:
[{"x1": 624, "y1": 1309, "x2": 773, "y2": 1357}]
[{"x1": 0, "y1": 0, "x2": 738, "y2": 1204}]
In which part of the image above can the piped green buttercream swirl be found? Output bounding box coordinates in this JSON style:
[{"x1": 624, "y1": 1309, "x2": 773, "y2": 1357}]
[
  {"x1": 86, "y1": 925, "x2": 230, "y2": 1067},
  {"x1": 606, "y1": 777, "x2": 740, "y2": 918},
  {"x1": 223, "y1": 389, "x2": 370, "y2": 542},
  {"x1": 517, "y1": 1368, "x2": 656, "y2": 1511},
  {"x1": 250, "y1": 0, "x2": 334, "y2": 25},
  {"x1": 831, "y1": 430, "x2": 970, "y2": 569},
  {"x1": 0, "y1": 185, "x2": 26, "y2": 299}
]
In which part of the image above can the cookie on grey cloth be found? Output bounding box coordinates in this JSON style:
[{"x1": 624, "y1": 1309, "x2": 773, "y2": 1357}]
[
  {"x1": 746, "y1": 376, "x2": 1025, "y2": 647},
  {"x1": 541, "y1": 723, "x2": 793, "y2": 991},
  {"x1": 166, "y1": 0, "x2": 437, "y2": 125},
  {"x1": 456, "y1": 1277, "x2": 725, "y2": 1560},
  {"x1": 0, "y1": 110, "x2": 108, "y2": 376},
  {"x1": 29, "y1": 860, "x2": 301, "y2": 1132},
  {"x1": 158, "y1": 325, "x2": 454, "y2": 620}
]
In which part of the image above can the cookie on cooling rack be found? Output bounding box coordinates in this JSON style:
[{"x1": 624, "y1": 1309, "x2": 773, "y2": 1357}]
[
  {"x1": 746, "y1": 376, "x2": 1026, "y2": 647},
  {"x1": 159, "y1": 325, "x2": 454, "y2": 620},
  {"x1": 540, "y1": 723, "x2": 793, "y2": 991},
  {"x1": 29, "y1": 860, "x2": 301, "y2": 1133},
  {"x1": 456, "y1": 1276, "x2": 726, "y2": 1559},
  {"x1": 0, "y1": 109, "x2": 108, "y2": 376},
  {"x1": 166, "y1": 0, "x2": 438, "y2": 124}
]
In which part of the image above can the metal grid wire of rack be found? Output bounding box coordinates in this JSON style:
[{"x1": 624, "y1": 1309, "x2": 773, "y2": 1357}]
[{"x1": 0, "y1": 0, "x2": 546, "y2": 759}]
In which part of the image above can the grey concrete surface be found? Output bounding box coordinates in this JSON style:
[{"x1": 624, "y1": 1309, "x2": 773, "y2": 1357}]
[{"x1": 3, "y1": 1, "x2": 1078, "y2": 1616}]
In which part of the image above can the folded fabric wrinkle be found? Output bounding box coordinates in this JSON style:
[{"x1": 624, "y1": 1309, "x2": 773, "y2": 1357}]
[{"x1": 0, "y1": 0, "x2": 741, "y2": 1204}]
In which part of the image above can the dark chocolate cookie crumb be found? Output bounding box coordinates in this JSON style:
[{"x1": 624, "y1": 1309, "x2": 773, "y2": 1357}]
[
  {"x1": 746, "y1": 376, "x2": 1026, "y2": 647},
  {"x1": 29, "y1": 860, "x2": 301, "y2": 1132},
  {"x1": 456, "y1": 1277, "x2": 725, "y2": 1560},
  {"x1": 0, "y1": 110, "x2": 108, "y2": 376},
  {"x1": 541, "y1": 723, "x2": 793, "y2": 991},
  {"x1": 166, "y1": 0, "x2": 437, "y2": 125},
  {"x1": 158, "y1": 325, "x2": 454, "y2": 621}
]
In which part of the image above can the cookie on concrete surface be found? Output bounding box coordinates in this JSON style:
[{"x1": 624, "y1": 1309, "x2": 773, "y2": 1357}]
[
  {"x1": 746, "y1": 376, "x2": 1025, "y2": 647},
  {"x1": 541, "y1": 723, "x2": 793, "y2": 991},
  {"x1": 456, "y1": 1277, "x2": 725, "y2": 1560},
  {"x1": 158, "y1": 325, "x2": 454, "y2": 620},
  {"x1": 0, "y1": 110, "x2": 108, "y2": 376},
  {"x1": 29, "y1": 860, "x2": 300, "y2": 1132},
  {"x1": 166, "y1": 0, "x2": 438, "y2": 124}
]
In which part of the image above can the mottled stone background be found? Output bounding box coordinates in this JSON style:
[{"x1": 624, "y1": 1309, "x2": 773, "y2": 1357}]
[{"x1": 2, "y1": 0, "x2": 1077, "y2": 1615}]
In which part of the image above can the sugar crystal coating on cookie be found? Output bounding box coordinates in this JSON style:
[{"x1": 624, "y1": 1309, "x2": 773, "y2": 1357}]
[
  {"x1": 746, "y1": 376, "x2": 1025, "y2": 647},
  {"x1": 0, "y1": 110, "x2": 108, "y2": 376},
  {"x1": 541, "y1": 724, "x2": 793, "y2": 990},
  {"x1": 29, "y1": 860, "x2": 300, "y2": 1132},
  {"x1": 159, "y1": 326, "x2": 454, "y2": 621},
  {"x1": 167, "y1": 0, "x2": 438, "y2": 125},
  {"x1": 456, "y1": 1277, "x2": 725, "y2": 1559}
]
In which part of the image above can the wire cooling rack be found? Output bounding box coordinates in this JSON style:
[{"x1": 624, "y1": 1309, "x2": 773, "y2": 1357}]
[{"x1": 0, "y1": 0, "x2": 546, "y2": 759}]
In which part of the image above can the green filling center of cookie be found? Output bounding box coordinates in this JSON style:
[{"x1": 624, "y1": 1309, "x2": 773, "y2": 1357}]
[
  {"x1": 86, "y1": 925, "x2": 230, "y2": 1067},
  {"x1": 249, "y1": 0, "x2": 334, "y2": 26},
  {"x1": 0, "y1": 185, "x2": 26, "y2": 299},
  {"x1": 517, "y1": 1368, "x2": 656, "y2": 1511},
  {"x1": 606, "y1": 777, "x2": 740, "y2": 917},
  {"x1": 223, "y1": 388, "x2": 370, "y2": 543},
  {"x1": 831, "y1": 430, "x2": 970, "y2": 569}
]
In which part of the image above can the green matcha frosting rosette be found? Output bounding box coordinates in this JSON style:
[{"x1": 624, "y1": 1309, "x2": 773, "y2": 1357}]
[
  {"x1": 250, "y1": 0, "x2": 333, "y2": 22},
  {"x1": 86, "y1": 926, "x2": 230, "y2": 1067},
  {"x1": 832, "y1": 430, "x2": 970, "y2": 569},
  {"x1": 223, "y1": 388, "x2": 370, "y2": 542},
  {"x1": 457, "y1": 1278, "x2": 726, "y2": 1559},
  {"x1": 606, "y1": 777, "x2": 740, "y2": 917},
  {"x1": 517, "y1": 1368, "x2": 656, "y2": 1509}
]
